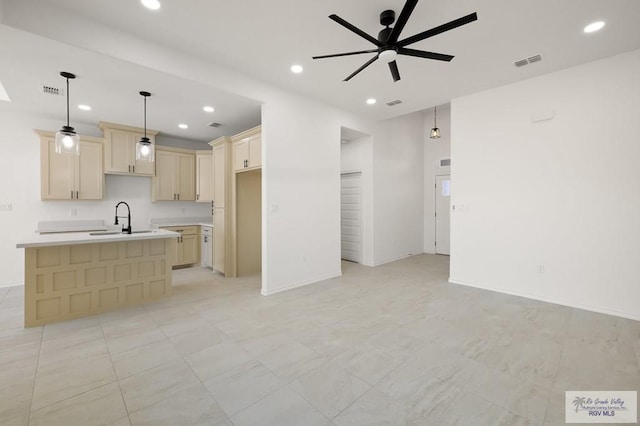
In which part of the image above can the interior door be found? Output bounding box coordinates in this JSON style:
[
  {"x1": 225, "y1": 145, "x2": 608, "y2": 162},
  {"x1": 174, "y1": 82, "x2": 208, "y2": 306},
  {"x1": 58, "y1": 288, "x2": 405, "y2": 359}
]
[
  {"x1": 435, "y1": 174, "x2": 451, "y2": 255},
  {"x1": 341, "y1": 172, "x2": 362, "y2": 263}
]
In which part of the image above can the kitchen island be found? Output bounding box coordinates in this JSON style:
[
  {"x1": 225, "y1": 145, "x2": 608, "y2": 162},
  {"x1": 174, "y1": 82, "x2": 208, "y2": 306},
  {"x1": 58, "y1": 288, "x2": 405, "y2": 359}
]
[{"x1": 16, "y1": 229, "x2": 178, "y2": 327}]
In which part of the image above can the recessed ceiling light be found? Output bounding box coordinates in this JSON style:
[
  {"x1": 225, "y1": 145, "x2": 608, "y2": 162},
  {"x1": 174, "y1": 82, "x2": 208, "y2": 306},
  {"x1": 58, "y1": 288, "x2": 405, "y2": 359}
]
[
  {"x1": 178, "y1": 123, "x2": 188, "y2": 129},
  {"x1": 141, "y1": 0, "x2": 161, "y2": 10},
  {"x1": 290, "y1": 65, "x2": 304, "y2": 74},
  {"x1": 203, "y1": 106, "x2": 215, "y2": 113},
  {"x1": 366, "y1": 98, "x2": 377, "y2": 105},
  {"x1": 584, "y1": 21, "x2": 605, "y2": 33},
  {"x1": 78, "y1": 104, "x2": 91, "y2": 111}
]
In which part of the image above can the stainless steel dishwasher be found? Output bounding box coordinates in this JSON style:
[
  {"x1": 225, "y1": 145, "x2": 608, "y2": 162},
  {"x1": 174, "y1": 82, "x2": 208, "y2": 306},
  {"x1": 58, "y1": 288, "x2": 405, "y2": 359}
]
[{"x1": 201, "y1": 225, "x2": 213, "y2": 268}]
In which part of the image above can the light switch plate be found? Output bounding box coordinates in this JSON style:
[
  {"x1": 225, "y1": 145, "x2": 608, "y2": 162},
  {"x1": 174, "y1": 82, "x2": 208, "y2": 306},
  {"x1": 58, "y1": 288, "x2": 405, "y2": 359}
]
[{"x1": 0, "y1": 203, "x2": 12, "y2": 212}]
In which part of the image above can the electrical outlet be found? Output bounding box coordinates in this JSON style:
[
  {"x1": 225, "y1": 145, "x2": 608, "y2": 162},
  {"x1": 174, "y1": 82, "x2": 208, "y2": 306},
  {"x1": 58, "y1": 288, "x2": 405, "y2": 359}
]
[
  {"x1": 69, "y1": 208, "x2": 78, "y2": 217},
  {"x1": 0, "y1": 203, "x2": 12, "y2": 212}
]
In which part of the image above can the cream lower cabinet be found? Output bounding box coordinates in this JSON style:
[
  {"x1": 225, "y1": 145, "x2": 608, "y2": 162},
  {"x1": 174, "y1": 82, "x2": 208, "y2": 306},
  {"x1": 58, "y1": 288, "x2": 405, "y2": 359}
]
[
  {"x1": 213, "y1": 207, "x2": 225, "y2": 273},
  {"x1": 99, "y1": 121, "x2": 158, "y2": 176},
  {"x1": 232, "y1": 126, "x2": 262, "y2": 172},
  {"x1": 210, "y1": 137, "x2": 233, "y2": 275},
  {"x1": 153, "y1": 148, "x2": 196, "y2": 201},
  {"x1": 196, "y1": 151, "x2": 213, "y2": 202},
  {"x1": 160, "y1": 226, "x2": 199, "y2": 267},
  {"x1": 38, "y1": 131, "x2": 104, "y2": 200}
]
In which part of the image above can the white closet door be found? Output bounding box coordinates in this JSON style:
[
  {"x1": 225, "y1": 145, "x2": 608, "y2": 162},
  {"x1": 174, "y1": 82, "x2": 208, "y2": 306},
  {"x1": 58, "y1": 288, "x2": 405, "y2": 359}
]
[
  {"x1": 341, "y1": 172, "x2": 362, "y2": 263},
  {"x1": 435, "y1": 174, "x2": 451, "y2": 255}
]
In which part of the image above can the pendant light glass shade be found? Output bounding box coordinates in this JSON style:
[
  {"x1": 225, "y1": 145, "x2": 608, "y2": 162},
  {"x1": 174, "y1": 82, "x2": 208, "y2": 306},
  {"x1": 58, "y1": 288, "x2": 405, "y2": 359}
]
[
  {"x1": 135, "y1": 91, "x2": 154, "y2": 162},
  {"x1": 55, "y1": 72, "x2": 80, "y2": 155},
  {"x1": 429, "y1": 105, "x2": 441, "y2": 139}
]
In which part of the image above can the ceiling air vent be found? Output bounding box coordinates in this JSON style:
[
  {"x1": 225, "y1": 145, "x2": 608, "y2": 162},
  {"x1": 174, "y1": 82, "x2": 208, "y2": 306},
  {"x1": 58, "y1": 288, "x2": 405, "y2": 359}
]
[
  {"x1": 208, "y1": 122, "x2": 222, "y2": 128},
  {"x1": 386, "y1": 99, "x2": 402, "y2": 107},
  {"x1": 40, "y1": 84, "x2": 63, "y2": 96},
  {"x1": 527, "y1": 55, "x2": 542, "y2": 64},
  {"x1": 514, "y1": 54, "x2": 542, "y2": 68}
]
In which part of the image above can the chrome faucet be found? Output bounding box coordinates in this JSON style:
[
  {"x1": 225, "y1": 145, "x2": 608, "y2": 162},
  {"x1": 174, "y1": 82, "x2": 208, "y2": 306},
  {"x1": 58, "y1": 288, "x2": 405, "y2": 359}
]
[{"x1": 114, "y1": 201, "x2": 132, "y2": 234}]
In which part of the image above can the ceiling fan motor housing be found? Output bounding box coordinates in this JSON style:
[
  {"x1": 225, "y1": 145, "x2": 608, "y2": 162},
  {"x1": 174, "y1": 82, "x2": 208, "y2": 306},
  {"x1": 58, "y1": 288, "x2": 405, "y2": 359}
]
[{"x1": 380, "y1": 9, "x2": 396, "y2": 27}]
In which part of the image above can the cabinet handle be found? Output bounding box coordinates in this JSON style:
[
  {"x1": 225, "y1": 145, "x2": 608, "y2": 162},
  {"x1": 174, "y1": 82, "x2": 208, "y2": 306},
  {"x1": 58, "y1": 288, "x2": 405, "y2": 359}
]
[
  {"x1": 132, "y1": 165, "x2": 135, "y2": 173},
  {"x1": 70, "y1": 190, "x2": 74, "y2": 199},
  {"x1": 197, "y1": 194, "x2": 199, "y2": 201},
  {"x1": 244, "y1": 159, "x2": 248, "y2": 168},
  {"x1": 128, "y1": 165, "x2": 131, "y2": 173},
  {"x1": 173, "y1": 194, "x2": 176, "y2": 200},
  {"x1": 177, "y1": 193, "x2": 180, "y2": 200},
  {"x1": 76, "y1": 191, "x2": 79, "y2": 199}
]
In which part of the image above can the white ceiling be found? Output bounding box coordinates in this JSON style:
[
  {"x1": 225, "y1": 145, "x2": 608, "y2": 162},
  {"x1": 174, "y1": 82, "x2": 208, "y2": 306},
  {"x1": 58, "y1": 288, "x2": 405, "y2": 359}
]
[{"x1": 2, "y1": 0, "x2": 640, "y2": 137}]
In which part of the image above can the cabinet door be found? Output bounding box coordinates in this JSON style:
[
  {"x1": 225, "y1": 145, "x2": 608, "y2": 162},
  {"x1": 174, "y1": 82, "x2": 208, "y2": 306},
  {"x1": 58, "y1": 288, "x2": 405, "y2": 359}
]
[
  {"x1": 213, "y1": 145, "x2": 226, "y2": 208},
  {"x1": 177, "y1": 153, "x2": 196, "y2": 201},
  {"x1": 132, "y1": 132, "x2": 155, "y2": 176},
  {"x1": 181, "y1": 234, "x2": 199, "y2": 265},
  {"x1": 77, "y1": 140, "x2": 104, "y2": 200},
  {"x1": 154, "y1": 151, "x2": 177, "y2": 201},
  {"x1": 248, "y1": 136, "x2": 262, "y2": 168},
  {"x1": 41, "y1": 139, "x2": 73, "y2": 200},
  {"x1": 233, "y1": 141, "x2": 248, "y2": 171},
  {"x1": 104, "y1": 129, "x2": 132, "y2": 174},
  {"x1": 196, "y1": 154, "x2": 213, "y2": 202},
  {"x1": 213, "y1": 208, "x2": 225, "y2": 273}
]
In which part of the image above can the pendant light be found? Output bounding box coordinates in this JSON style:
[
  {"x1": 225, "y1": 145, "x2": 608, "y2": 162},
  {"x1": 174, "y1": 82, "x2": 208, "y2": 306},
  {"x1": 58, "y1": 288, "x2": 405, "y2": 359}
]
[
  {"x1": 135, "y1": 91, "x2": 154, "y2": 162},
  {"x1": 429, "y1": 105, "x2": 441, "y2": 139},
  {"x1": 54, "y1": 72, "x2": 80, "y2": 155}
]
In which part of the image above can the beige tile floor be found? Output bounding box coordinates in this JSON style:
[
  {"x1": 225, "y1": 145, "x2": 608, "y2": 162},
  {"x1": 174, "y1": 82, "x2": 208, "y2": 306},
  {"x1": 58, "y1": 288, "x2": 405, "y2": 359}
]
[{"x1": 0, "y1": 254, "x2": 639, "y2": 425}]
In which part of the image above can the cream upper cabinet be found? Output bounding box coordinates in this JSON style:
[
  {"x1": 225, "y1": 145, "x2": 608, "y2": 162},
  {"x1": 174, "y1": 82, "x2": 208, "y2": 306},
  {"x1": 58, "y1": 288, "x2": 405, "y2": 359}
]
[
  {"x1": 196, "y1": 151, "x2": 213, "y2": 202},
  {"x1": 152, "y1": 147, "x2": 195, "y2": 201},
  {"x1": 38, "y1": 131, "x2": 104, "y2": 201},
  {"x1": 232, "y1": 125, "x2": 262, "y2": 172},
  {"x1": 212, "y1": 139, "x2": 230, "y2": 209},
  {"x1": 99, "y1": 121, "x2": 158, "y2": 176}
]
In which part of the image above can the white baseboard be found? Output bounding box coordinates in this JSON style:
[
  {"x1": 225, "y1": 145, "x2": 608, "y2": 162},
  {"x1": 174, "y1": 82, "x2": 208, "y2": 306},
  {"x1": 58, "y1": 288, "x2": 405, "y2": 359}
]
[
  {"x1": 261, "y1": 270, "x2": 342, "y2": 296},
  {"x1": 372, "y1": 253, "x2": 413, "y2": 267},
  {"x1": 0, "y1": 281, "x2": 23, "y2": 289},
  {"x1": 449, "y1": 277, "x2": 640, "y2": 322}
]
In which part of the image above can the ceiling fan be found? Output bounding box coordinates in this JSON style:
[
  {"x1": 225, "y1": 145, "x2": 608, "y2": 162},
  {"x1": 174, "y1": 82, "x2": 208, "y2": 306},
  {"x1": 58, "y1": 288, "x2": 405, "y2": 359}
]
[{"x1": 312, "y1": 0, "x2": 478, "y2": 82}]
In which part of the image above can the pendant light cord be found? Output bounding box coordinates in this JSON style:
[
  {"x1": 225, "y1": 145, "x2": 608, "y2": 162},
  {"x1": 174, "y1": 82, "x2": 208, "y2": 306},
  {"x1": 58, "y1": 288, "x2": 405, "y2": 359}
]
[
  {"x1": 434, "y1": 106, "x2": 437, "y2": 127},
  {"x1": 144, "y1": 95, "x2": 147, "y2": 139},
  {"x1": 66, "y1": 77, "x2": 70, "y2": 127}
]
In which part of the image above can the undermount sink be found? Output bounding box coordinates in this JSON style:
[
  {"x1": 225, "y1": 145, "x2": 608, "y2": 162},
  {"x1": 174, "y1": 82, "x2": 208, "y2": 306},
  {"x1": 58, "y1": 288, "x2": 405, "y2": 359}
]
[{"x1": 88, "y1": 230, "x2": 155, "y2": 236}]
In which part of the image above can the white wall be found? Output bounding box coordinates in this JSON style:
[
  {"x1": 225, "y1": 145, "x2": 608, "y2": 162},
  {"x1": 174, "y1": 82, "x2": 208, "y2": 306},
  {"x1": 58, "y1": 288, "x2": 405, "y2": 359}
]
[
  {"x1": 372, "y1": 112, "x2": 425, "y2": 265},
  {"x1": 0, "y1": 106, "x2": 210, "y2": 287},
  {"x1": 341, "y1": 134, "x2": 374, "y2": 266},
  {"x1": 423, "y1": 105, "x2": 451, "y2": 254},
  {"x1": 450, "y1": 49, "x2": 640, "y2": 320}
]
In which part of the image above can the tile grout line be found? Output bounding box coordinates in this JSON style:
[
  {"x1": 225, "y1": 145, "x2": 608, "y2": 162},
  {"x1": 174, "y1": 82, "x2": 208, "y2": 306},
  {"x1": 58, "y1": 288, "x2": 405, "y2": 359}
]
[
  {"x1": 25, "y1": 324, "x2": 45, "y2": 425},
  {"x1": 99, "y1": 313, "x2": 134, "y2": 425}
]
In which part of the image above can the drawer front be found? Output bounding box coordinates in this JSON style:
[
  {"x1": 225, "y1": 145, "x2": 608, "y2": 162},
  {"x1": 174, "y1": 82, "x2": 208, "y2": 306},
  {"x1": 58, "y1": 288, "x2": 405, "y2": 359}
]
[{"x1": 161, "y1": 225, "x2": 198, "y2": 235}]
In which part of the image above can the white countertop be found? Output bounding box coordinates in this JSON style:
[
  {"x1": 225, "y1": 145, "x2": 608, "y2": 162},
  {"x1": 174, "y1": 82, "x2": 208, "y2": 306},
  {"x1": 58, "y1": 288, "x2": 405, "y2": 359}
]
[
  {"x1": 16, "y1": 229, "x2": 179, "y2": 249},
  {"x1": 149, "y1": 216, "x2": 213, "y2": 227}
]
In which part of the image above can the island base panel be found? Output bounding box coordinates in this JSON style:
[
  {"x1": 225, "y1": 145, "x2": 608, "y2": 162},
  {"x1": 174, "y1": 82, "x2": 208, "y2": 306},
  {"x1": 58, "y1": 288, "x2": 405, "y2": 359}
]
[{"x1": 24, "y1": 239, "x2": 174, "y2": 327}]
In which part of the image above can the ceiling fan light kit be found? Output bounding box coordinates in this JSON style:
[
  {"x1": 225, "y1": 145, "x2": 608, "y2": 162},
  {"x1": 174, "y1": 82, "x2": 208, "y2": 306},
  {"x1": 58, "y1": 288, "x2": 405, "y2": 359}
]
[{"x1": 313, "y1": 0, "x2": 477, "y2": 82}]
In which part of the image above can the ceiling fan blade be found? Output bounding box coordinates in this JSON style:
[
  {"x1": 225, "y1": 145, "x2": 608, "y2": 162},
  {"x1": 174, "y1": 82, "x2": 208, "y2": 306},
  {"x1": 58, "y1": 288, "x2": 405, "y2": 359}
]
[
  {"x1": 329, "y1": 14, "x2": 381, "y2": 46},
  {"x1": 389, "y1": 61, "x2": 401, "y2": 82},
  {"x1": 344, "y1": 55, "x2": 379, "y2": 81},
  {"x1": 313, "y1": 49, "x2": 379, "y2": 60},
  {"x1": 399, "y1": 12, "x2": 478, "y2": 47},
  {"x1": 388, "y1": 0, "x2": 418, "y2": 44},
  {"x1": 398, "y1": 47, "x2": 454, "y2": 61}
]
